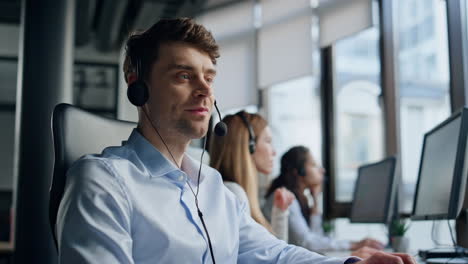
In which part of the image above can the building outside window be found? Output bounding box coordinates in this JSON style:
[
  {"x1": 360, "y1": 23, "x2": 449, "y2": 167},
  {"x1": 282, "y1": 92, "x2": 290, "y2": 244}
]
[
  {"x1": 267, "y1": 76, "x2": 322, "y2": 187},
  {"x1": 334, "y1": 0, "x2": 384, "y2": 203},
  {"x1": 397, "y1": 0, "x2": 452, "y2": 251}
]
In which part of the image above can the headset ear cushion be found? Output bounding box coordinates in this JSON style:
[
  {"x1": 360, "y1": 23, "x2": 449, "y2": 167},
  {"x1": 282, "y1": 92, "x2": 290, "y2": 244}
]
[
  {"x1": 298, "y1": 166, "x2": 306, "y2": 177},
  {"x1": 127, "y1": 80, "x2": 149, "y2": 107},
  {"x1": 249, "y1": 142, "x2": 256, "y2": 154}
]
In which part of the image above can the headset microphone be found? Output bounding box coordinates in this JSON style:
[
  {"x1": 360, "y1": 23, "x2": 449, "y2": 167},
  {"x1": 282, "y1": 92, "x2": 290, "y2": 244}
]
[{"x1": 213, "y1": 101, "x2": 227, "y2": 137}]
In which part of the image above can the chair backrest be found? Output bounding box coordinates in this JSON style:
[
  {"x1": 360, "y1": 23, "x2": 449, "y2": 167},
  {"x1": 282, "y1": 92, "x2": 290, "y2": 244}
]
[{"x1": 50, "y1": 103, "x2": 136, "y2": 248}]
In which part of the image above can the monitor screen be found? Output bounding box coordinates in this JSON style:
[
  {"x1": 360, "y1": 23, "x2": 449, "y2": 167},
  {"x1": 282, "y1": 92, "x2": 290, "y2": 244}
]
[
  {"x1": 350, "y1": 157, "x2": 397, "y2": 223},
  {"x1": 412, "y1": 109, "x2": 468, "y2": 220}
]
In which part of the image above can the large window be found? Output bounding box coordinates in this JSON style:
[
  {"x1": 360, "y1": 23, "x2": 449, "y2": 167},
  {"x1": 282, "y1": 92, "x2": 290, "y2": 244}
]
[
  {"x1": 267, "y1": 76, "x2": 322, "y2": 182},
  {"x1": 397, "y1": 0, "x2": 451, "y2": 214},
  {"x1": 396, "y1": 0, "x2": 453, "y2": 251},
  {"x1": 333, "y1": 1, "x2": 384, "y2": 202}
]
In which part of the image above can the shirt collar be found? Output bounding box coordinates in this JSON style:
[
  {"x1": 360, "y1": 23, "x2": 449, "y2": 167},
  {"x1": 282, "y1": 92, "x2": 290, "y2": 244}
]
[
  {"x1": 181, "y1": 153, "x2": 206, "y2": 183},
  {"x1": 125, "y1": 129, "x2": 205, "y2": 182},
  {"x1": 125, "y1": 129, "x2": 179, "y2": 178}
]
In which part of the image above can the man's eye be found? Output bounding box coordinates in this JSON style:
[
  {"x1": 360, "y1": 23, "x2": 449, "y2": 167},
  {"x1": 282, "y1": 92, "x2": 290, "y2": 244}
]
[{"x1": 178, "y1": 73, "x2": 190, "y2": 80}]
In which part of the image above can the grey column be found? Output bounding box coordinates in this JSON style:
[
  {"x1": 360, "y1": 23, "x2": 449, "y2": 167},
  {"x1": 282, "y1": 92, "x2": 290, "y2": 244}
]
[
  {"x1": 447, "y1": 0, "x2": 468, "y2": 112},
  {"x1": 13, "y1": 0, "x2": 75, "y2": 263},
  {"x1": 379, "y1": 0, "x2": 402, "y2": 242},
  {"x1": 379, "y1": 0, "x2": 401, "y2": 157},
  {"x1": 447, "y1": 0, "x2": 468, "y2": 248}
]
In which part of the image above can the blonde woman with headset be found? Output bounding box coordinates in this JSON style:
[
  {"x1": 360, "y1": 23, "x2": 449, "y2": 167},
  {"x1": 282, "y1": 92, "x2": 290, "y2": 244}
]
[{"x1": 210, "y1": 111, "x2": 294, "y2": 241}]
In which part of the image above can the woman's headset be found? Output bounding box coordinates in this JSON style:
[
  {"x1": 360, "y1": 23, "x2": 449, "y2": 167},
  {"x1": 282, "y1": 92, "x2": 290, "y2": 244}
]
[{"x1": 236, "y1": 111, "x2": 256, "y2": 154}]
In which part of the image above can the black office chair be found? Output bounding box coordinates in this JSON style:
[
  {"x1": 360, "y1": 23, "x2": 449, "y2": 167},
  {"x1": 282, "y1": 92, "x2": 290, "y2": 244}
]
[{"x1": 49, "y1": 103, "x2": 136, "y2": 249}]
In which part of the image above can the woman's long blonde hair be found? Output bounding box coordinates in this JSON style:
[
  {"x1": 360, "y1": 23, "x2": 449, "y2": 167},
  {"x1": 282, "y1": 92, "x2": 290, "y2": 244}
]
[{"x1": 209, "y1": 111, "x2": 273, "y2": 232}]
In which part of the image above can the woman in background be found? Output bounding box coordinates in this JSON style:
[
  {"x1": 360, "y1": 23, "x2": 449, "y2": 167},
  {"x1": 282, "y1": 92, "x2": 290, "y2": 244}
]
[
  {"x1": 263, "y1": 146, "x2": 384, "y2": 253},
  {"x1": 210, "y1": 111, "x2": 294, "y2": 241}
]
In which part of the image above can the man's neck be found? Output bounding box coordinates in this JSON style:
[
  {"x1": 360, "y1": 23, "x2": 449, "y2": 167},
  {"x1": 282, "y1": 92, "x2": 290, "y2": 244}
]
[{"x1": 138, "y1": 122, "x2": 190, "y2": 168}]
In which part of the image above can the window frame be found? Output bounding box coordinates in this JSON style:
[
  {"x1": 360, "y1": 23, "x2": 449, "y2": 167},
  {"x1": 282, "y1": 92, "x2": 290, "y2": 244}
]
[
  {"x1": 447, "y1": 0, "x2": 468, "y2": 112},
  {"x1": 446, "y1": 0, "x2": 468, "y2": 248},
  {"x1": 322, "y1": 0, "x2": 401, "y2": 219},
  {"x1": 322, "y1": 0, "x2": 468, "y2": 234}
]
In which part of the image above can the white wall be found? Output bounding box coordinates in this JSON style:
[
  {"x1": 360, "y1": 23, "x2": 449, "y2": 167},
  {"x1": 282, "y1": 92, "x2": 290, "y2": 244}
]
[
  {"x1": 0, "y1": 24, "x2": 19, "y2": 57},
  {"x1": 0, "y1": 23, "x2": 122, "y2": 190}
]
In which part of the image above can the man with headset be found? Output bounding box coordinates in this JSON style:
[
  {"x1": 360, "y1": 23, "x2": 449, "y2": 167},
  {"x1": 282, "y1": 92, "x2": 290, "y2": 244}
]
[{"x1": 56, "y1": 18, "x2": 416, "y2": 264}]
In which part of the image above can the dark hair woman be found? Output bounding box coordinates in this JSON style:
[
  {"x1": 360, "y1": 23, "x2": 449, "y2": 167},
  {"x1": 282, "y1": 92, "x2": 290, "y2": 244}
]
[{"x1": 263, "y1": 146, "x2": 384, "y2": 254}]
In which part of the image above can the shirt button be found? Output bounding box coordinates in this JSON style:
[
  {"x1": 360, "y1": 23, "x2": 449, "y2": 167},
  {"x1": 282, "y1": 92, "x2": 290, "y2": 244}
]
[{"x1": 178, "y1": 174, "x2": 184, "y2": 181}]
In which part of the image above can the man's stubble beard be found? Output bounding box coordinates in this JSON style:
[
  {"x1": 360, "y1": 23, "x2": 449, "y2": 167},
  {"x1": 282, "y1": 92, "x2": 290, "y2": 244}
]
[{"x1": 175, "y1": 118, "x2": 209, "y2": 139}]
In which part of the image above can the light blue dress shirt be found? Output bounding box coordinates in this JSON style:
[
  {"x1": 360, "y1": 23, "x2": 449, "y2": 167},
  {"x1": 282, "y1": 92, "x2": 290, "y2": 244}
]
[{"x1": 57, "y1": 129, "x2": 354, "y2": 264}]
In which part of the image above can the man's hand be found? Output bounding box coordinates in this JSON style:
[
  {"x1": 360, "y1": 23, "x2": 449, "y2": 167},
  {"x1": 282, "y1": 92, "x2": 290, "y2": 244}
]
[
  {"x1": 351, "y1": 238, "x2": 384, "y2": 250},
  {"x1": 356, "y1": 251, "x2": 417, "y2": 264},
  {"x1": 273, "y1": 187, "x2": 295, "y2": 211}
]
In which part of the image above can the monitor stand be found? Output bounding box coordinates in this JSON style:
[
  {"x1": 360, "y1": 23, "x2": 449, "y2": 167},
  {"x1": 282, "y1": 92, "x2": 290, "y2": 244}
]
[
  {"x1": 426, "y1": 258, "x2": 468, "y2": 264},
  {"x1": 456, "y1": 210, "x2": 468, "y2": 248},
  {"x1": 419, "y1": 248, "x2": 468, "y2": 259}
]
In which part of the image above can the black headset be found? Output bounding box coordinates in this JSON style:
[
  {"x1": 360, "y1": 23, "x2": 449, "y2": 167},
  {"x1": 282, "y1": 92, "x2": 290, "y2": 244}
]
[
  {"x1": 236, "y1": 111, "x2": 256, "y2": 154},
  {"x1": 127, "y1": 57, "x2": 149, "y2": 107},
  {"x1": 126, "y1": 56, "x2": 228, "y2": 137},
  {"x1": 297, "y1": 165, "x2": 306, "y2": 177},
  {"x1": 284, "y1": 160, "x2": 306, "y2": 177}
]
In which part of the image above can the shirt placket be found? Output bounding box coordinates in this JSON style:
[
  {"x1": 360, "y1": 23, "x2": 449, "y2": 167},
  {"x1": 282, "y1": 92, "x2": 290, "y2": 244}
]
[{"x1": 169, "y1": 171, "x2": 210, "y2": 263}]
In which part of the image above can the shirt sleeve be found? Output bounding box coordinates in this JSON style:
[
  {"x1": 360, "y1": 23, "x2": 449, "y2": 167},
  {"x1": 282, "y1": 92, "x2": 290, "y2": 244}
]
[
  {"x1": 289, "y1": 200, "x2": 351, "y2": 254},
  {"x1": 237, "y1": 199, "x2": 353, "y2": 264},
  {"x1": 309, "y1": 214, "x2": 324, "y2": 235},
  {"x1": 224, "y1": 182, "x2": 251, "y2": 214},
  {"x1": 56, "y1": 159, "x2": 134, "y2": 264},
  {"x1": 271, "y1": 205, "x2": 289, "y2": 242}
]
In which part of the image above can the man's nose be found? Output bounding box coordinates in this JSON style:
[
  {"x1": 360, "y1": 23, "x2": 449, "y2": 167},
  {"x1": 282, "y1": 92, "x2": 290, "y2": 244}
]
[{"x1": 195, "y1": 78, "x2": 213, "y2": 98}]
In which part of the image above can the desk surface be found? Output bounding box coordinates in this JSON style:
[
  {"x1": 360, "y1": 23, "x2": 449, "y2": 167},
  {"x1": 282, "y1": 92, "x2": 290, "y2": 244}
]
[
  {"x1": 323, "y1": 250, "x2": 352, "y2": 258},
  {"x1": 323, "y1": 248, "x2": 396, "y2": 258}
]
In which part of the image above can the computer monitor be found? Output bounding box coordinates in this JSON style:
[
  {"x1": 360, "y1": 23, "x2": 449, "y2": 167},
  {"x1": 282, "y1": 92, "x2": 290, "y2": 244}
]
[
  {"x1": 350, "y1": 156, "x2": 398, "y2": 224},
  {"x1": 412, "y1": 107, "x2": 468, "y2": 220}
]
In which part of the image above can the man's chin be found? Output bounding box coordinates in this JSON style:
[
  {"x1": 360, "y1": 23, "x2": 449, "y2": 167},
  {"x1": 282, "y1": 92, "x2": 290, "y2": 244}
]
[
  {"x1": 191, "y1": 128, "x2": 208, "y2": 139},
  {"x1": 175, "y1": 119, "x2": 206, "y2": 136},
  {"x1": 182, "y1": 125, "x2": 208, "y2": 140}
]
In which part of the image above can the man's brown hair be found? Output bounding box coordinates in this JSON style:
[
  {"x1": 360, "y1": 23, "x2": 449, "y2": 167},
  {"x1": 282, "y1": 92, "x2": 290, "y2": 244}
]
[{"x1": 123, "y1": 17, "x2": 219, "y2": 83}]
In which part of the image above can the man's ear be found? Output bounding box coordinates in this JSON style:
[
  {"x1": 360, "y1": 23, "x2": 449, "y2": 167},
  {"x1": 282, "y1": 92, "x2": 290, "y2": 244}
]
[{"x1": 127, "y1": 73, "x2": 137, "y2": 85}]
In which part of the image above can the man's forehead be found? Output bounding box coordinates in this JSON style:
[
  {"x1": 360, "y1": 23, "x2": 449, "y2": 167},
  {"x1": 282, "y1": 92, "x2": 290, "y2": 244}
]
[{"x1": 158, "y1": 42, "x2": 215, "y2": 69}]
